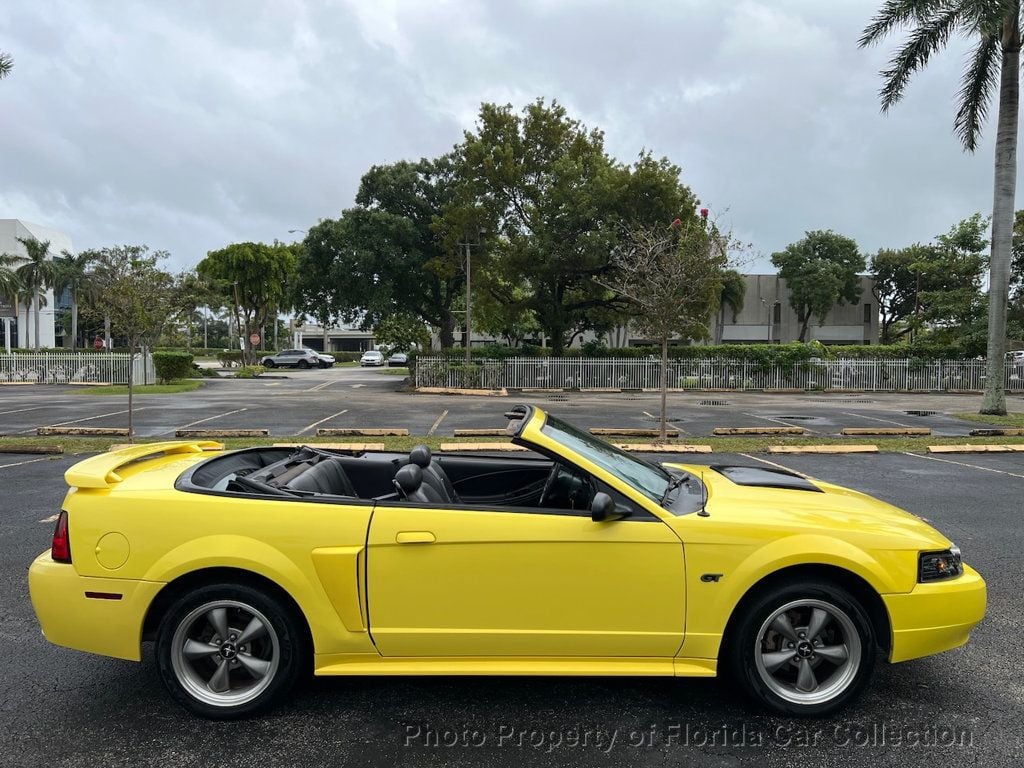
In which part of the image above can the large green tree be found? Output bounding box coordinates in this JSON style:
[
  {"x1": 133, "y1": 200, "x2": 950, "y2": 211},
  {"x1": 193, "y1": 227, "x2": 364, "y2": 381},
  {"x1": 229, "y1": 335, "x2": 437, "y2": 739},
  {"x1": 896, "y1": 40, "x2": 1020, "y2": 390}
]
[
  {"x1": 872, "y1": 214, "x2": 988, "y2": 342},
  {"x1": 772, "y1": 231, "x2": 866, "y2": 341},
  {"x1": 458, "y1": 99, "x2": 700, "y2": 353},
  {"x1": 861, "y1": 1, "x2": 1020, "y2": 413},
  {"x1": 197, "y1": 242, "x2": 296, "y2": 364},
  {"x1": 295, "y1": 156, "x2": 469, "y2": 348}
]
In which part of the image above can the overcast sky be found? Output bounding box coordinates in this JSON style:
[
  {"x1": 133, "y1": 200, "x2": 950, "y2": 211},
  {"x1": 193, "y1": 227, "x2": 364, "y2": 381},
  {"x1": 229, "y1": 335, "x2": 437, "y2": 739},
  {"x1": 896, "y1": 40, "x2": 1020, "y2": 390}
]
[{"x1": 0, "y1": 0, "x2": 1005, "y2": 272}]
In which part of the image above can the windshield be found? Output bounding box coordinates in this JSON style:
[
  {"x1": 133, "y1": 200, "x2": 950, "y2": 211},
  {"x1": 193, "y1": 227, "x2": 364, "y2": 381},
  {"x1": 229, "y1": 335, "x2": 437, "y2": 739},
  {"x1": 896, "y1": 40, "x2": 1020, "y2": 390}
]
[{"x1": 540, "y1": 414, "x2": 670, "y2": 503}]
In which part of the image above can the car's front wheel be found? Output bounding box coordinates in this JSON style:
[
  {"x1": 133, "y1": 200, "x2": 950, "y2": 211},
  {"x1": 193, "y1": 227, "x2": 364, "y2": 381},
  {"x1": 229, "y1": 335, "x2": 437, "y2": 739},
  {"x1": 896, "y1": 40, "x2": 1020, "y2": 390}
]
[
  {"x1": 155, "y1": 583, "x2": 307, "y2": 719},
  {"x1": 726, "y1": 580, "x2": 875, "y2": 716},
  {"x1": 263, "y1": 359, "x2": 276, "y2": 368}
]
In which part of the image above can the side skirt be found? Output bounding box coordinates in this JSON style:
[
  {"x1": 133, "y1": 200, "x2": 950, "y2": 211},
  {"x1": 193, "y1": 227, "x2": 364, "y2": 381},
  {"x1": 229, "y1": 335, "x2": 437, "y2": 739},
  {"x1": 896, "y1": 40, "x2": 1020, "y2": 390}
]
[{"x1": 313, "y1": 655, "x2": 716, "y2": 678}]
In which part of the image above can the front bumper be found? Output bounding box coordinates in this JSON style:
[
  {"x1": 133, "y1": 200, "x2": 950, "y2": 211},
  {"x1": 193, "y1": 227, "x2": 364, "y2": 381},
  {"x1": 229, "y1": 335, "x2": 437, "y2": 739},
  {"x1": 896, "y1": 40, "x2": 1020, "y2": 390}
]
[
  {"x1": 884, "y1": 564, "x2": 986, "y2": 663},
  {"x1": 28, "y1": 551, "x2": 163, "y2": 661}
]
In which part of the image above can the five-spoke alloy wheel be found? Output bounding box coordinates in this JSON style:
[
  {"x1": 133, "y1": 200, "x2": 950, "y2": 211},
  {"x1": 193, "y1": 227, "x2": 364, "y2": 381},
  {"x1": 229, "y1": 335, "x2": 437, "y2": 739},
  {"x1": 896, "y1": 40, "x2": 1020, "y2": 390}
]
[
  {"x1": 727, "y1": 580, "x2": 876, "y2": 716},
  {"x1": 156, "y1": 583, "x2": 306, "y2": 718}
]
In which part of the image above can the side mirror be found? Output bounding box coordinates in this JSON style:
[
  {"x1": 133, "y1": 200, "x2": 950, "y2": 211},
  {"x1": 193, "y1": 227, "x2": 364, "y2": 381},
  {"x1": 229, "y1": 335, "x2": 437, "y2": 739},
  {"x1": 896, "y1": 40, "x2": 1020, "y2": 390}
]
[{"x1": 591, "y1": 492, "x2": 631, "y2": 522}]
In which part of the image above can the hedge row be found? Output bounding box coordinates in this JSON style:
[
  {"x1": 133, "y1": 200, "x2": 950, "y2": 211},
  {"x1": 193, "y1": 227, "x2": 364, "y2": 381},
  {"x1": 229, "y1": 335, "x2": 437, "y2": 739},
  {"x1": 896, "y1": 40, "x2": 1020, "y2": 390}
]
[
  {"x1": 152, "y1": 351, "x2": 194, "y2": 383},
  {"x1": 410, "y1": 341, "x2": 982, "y2": 367}
]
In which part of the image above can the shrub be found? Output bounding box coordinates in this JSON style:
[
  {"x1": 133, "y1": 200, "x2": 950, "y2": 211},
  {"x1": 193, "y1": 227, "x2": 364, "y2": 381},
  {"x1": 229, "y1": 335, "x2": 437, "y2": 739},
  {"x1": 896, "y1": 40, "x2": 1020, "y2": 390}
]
[
  {"x1": 216, "y1": 350, "x2": 243, "y2": 368},
  {"x1": 234, "y1": 365, "x2": 265, "y2": 379},
  {"x1": 153, "y1": 351, "x2": 194, "y2": 384}
]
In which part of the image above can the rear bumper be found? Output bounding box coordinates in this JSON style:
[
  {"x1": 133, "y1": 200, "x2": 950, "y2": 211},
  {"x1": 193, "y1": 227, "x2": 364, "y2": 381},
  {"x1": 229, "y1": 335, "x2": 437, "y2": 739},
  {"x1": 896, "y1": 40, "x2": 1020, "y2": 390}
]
[
  {"x1": 28, "y1": 551, "x2": 163, "y2": 661},
  {"x1": 884, "y1": 564, "x2": 986, "y2": 663}
]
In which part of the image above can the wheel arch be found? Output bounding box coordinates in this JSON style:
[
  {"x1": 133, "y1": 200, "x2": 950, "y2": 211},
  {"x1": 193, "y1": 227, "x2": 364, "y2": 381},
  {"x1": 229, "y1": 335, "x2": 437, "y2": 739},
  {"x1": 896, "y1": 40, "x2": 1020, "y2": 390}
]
[
  {"x1": 141, "y1": 566, "x2": 314, "y2": 662},
  {"x1": 717, "y1": 563, "x2": 892, "y2": 665}
]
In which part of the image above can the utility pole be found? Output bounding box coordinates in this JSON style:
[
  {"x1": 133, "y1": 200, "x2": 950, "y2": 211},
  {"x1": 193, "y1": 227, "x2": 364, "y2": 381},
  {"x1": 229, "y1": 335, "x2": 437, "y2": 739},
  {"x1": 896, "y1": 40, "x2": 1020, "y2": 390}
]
[{"x1": 465, "y1": 238, "x2": 472, "y2": 363}]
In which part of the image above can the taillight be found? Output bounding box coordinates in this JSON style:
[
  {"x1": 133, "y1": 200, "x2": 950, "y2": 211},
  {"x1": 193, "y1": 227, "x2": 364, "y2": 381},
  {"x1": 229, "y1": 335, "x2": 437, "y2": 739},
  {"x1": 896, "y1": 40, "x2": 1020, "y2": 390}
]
[{"x1": 51, "y1": 510, "x2": 71, "y2": 563}]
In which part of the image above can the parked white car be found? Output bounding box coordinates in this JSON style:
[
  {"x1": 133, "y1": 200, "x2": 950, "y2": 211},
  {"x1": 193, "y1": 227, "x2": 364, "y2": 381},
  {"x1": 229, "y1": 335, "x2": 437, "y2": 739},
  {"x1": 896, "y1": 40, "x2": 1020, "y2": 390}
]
[{"x1": 360, "y1": 350, "x2": 385, "y2": 367}]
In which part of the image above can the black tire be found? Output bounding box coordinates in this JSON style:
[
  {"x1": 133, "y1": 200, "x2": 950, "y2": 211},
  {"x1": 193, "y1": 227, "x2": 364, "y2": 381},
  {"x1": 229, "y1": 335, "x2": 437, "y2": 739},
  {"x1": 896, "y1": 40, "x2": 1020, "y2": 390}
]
[
  {"x1": 263, "y1": 359, "x2": 276, "y2": 368},
  {"x1": 297, "y1": 360, "x2": 309, "y2": 369},
  {"x1": 724, "y1": 579, "x2": 876, "y2": 717},
  {"x1": 155, "y1": 582, "x2": 308, "y2": 719}
]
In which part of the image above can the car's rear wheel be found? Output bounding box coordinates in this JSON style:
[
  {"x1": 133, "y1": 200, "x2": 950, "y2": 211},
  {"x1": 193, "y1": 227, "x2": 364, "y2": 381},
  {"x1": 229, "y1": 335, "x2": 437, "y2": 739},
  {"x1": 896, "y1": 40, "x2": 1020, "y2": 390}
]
[
  {"x1": 726, "y1": 580, "x2": 875, "y2": 716},
  {"x1": 155, "y1": 583, "x2": 306, "y2": 719},
  {"x1": 263, "y1": 359, "x2": 276, "y2": 368},
  {"x1": 297, "y1": 360, "x2": 309, "y2": 369}
]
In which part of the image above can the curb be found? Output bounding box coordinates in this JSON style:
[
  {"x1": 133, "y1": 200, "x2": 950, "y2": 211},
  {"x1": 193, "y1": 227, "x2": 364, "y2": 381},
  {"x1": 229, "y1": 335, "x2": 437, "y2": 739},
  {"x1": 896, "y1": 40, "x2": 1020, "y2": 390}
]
[
  {"x1": 713, "y1": 427, "x2": 806, "y2": 436},
  {"x1": 590, "y1": 428, "x2": 675, "y2": 438},
  {"x1": 273, "y1": 442, "x2": 386, "y2": 452},
  {"x1": 452, "y1": 429, "x2": 508, "y2": 437},
  {"x1": 176, "y1": 428, "x2": 269, "y2": 438},
  {"x1": 0, "y1": 444, "x2": 64, "y2": 454},
  {"x1": 968, "y1": 428, "x2": 1024, "y2": 437},
  {"x1": 317, "y1": 428, "x2": 409, "y2": 437},
  {"x1": 416, "y1": 387, "x2": 508, "y2": 397},
  {"x1": 928, "y1": 444, "x2": 1024, "y2": 454},
  {"x1": 439, "y1": 442, "x2": 528, "y2": 452},
  {"x1": 37, "y1": 426, "x2": 129, "y2": 436},
  {"x1": 614, "y1": 443, "x2": 712, "y2": 454},
  {"x1": 769, "y1": 445, "x2": 878, "y2": 455},
  {"x1": 841, "y1": 427, "x2": 931, "y2": 436}
]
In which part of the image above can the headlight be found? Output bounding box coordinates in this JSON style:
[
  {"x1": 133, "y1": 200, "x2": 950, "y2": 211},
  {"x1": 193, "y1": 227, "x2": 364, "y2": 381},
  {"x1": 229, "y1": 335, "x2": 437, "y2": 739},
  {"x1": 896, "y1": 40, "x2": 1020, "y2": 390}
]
[{"x1": 919, "y1": 546, "x2": 963, "y2": 582}]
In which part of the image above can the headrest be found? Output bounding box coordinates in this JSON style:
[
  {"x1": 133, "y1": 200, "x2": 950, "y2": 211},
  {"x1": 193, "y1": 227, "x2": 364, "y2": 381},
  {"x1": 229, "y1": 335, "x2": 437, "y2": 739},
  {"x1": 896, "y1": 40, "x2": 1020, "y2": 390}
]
[
  {"x1": 395, "y1": 463, "x2": 423, "y2": 493},
  {"x1": 409, "y1": 444, "x2": 432, "y2": 468}
]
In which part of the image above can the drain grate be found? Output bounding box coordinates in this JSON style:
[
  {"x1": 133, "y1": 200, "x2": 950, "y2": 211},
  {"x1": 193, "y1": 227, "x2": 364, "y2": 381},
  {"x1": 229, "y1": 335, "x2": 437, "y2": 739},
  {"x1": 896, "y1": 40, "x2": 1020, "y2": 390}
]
[
  {"x1": 905, "y1": 409, "x2": 937, "y2": 416},
  {"x1": 546, "y1": 394, "x2": 569, "y2": 402},
  {"x1": 775, "y1": 415, "x2": 817, "y2": 421},
  {"x1": 698, "y1": 399, "x2": 729, "y2": 406},
  {"x1": 804, "y1": 398, "x2": 875, "y2": 404}
]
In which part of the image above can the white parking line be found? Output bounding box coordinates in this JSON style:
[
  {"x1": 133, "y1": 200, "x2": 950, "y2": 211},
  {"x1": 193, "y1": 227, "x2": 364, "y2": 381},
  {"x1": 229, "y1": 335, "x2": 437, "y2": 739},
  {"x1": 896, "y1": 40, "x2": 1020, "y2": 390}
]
[
  {"x1": 306, "y1": 380, "x2": 335, "y2": 393},
  {"x1": 641, "y1": 411, "x2": 685, "y2": 434},
  {"x1": 738, "y1": 453, "x2": 813, "y2": 479},
  {"x1": 296, "y1": 409, "x2": 348, "y2": 436},
  {"x1": 427, "y1": 409, "x2": 449, "y2": 436},
  {"x1": 158, "y1": 407, "x2": 249, "y2": 436},
  {"x1": 0, "y1": 457, "x2": 52, "y2": 470},
  {"x1": 0, "y1": 406, "x2": 47, "y2": 416},
  {"x1": 840, "y1": 411, "x2": 915, "y2": 428},
  {"x1": 39, "y1": 513, "x2": 59, "y2": 523},
  {"x1": 18, "y1": 407, "x2": 151, "y2": 434},
  {"x1": 901, "y1": 451, "x2": 1024, "y2": 479}
]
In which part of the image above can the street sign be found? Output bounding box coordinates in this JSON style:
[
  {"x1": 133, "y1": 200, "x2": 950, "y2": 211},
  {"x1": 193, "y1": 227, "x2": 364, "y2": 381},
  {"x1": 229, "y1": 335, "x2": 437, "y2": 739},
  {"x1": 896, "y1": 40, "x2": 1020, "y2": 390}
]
[{"x1": 249, "y1": 333, "x2": 261, "y2": 345}]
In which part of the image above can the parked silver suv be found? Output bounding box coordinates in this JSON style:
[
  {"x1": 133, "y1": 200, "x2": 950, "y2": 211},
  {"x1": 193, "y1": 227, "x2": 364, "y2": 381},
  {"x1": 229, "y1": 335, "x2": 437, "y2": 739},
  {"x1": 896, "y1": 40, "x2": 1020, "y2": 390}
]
[{"x1": 260, "y1": 349, "x2": 323, "y2": 369}]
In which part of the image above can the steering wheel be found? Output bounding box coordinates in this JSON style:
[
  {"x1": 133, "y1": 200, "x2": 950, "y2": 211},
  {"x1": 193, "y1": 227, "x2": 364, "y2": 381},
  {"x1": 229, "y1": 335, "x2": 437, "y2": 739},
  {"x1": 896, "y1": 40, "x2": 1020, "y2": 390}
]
[{"x1": 538, "y1": 462, "x2": 566, "y2": 508}]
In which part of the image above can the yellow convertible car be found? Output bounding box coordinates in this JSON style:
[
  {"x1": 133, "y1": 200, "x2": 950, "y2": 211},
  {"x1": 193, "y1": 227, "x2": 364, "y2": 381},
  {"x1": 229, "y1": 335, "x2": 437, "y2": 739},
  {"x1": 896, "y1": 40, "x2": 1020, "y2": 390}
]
[{"x1": 29, "y1": 405, "x2": 985, "y2": 718}]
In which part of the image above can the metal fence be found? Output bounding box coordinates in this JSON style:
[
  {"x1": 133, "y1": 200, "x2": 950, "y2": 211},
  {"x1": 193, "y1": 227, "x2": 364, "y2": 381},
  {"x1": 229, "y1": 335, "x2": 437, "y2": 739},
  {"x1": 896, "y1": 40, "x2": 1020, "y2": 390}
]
[
  {"x1": 0, "y1": 352, "x2": 155, "y2": 385},
  {"x1": 415, "y1": 356, "x2": 1024, "y2": 393}
]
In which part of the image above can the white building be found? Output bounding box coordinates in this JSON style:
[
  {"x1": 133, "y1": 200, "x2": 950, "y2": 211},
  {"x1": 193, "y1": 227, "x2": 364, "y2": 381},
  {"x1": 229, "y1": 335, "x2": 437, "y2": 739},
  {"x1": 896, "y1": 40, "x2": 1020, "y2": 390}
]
[{"x1": 0, "y1": 219, "x2": 73, "y2": 349}]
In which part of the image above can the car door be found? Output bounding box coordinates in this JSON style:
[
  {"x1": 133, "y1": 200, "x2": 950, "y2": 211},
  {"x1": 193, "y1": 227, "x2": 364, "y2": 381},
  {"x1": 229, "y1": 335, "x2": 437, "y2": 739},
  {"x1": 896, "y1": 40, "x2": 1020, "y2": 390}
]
[{"x1": 365, "y1": 488, "x2": 685, "y2": 658}]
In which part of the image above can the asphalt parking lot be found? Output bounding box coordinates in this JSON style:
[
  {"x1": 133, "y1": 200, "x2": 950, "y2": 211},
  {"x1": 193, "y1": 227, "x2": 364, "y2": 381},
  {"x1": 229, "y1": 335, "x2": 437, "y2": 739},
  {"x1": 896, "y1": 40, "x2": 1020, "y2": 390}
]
[
  {"x1": 0, "y1": 446, "x2": 1021, "y2": 767},
  {"x1": 0, "y1": 365, "x2": 1019, "y2": 438}
]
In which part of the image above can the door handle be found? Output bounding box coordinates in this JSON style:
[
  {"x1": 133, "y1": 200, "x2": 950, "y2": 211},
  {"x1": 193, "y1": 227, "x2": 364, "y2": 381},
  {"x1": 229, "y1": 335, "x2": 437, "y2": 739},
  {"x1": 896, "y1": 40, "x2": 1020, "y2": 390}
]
[{"x1": 395, "y1": 531, "x2": 436, "y2": 544}]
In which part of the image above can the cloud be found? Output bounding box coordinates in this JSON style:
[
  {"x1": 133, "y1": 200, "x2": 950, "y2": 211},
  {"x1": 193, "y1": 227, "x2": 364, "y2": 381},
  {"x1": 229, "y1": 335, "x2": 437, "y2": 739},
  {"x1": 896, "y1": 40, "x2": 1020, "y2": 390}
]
[{"x1": 0, "y1": 0, "x2": 1007, "y2": 273}]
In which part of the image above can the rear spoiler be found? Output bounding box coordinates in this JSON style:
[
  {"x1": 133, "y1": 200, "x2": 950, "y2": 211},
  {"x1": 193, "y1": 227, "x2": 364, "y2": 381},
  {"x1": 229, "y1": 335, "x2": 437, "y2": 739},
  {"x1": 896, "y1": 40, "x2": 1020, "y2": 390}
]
[{"x1": 65, "y1": 441, "x2": 224, "y2": 489}]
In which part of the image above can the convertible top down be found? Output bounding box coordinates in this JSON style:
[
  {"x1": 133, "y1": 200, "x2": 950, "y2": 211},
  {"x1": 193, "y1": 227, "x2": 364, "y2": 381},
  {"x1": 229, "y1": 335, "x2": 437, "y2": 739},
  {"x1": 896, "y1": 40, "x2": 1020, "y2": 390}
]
[{"x1": 29, "y1": 405, "x2": 985, "y2": 718}]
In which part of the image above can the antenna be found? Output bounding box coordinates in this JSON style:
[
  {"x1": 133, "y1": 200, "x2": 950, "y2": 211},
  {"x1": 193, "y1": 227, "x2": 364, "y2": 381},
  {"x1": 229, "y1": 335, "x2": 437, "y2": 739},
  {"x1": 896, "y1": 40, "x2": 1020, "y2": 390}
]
[{"x1": 697, "y1": 470, "x2": 710, "y2": 517}]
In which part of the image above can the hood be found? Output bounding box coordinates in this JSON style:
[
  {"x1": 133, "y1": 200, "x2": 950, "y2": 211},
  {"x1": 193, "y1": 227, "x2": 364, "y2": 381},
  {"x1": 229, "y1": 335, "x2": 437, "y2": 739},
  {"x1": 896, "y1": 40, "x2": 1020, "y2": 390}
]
[{"x1": 664, "y1": 462, "x2": 950, "y2": 550}]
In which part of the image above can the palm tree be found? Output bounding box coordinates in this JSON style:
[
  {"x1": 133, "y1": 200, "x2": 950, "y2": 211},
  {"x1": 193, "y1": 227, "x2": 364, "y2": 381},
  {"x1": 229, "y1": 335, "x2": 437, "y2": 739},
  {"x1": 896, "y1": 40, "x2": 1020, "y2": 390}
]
[
  {"x1": 715, "y1": 269, "x2": 746, "y2": 344},
  {"x1": 56, "y1": 250, "x2": 95, "y2": 350},
  {"x1": 0, "y1": 53, "x2": 12, "y2": 79},
  {"x1": 14, "y1": 237, "x2": 57, "y2": 352},
  {"x1": 860, "y1": 2, "x2": 1020, "y2": 415}
]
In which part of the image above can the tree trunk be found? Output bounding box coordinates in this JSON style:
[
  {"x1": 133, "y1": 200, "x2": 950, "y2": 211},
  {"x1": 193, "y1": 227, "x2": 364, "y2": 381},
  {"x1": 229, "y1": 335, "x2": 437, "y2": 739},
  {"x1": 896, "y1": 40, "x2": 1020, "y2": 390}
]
[
  {"x1": 70, "y1": 296, "x2": 78, "y2": 351},
  {"x1": 127, "y1": 347, "x2": 135, "y2": 444},
  {"x1": 322, "y1": 323, "x2": 329, "y2": 354},
  {"x1": 659, "y1": 335, "x2": 669, "y2": 442},
  {"x1": 715, "y1": 305, "x2": 725, "y2": 344},
  {"x1": 33, "y1": 289, "x2": 40, "y2": 351},
  {"x1": 981, "y1": 13, "x2": 1019, "y2": 415},
  {"x1": 798, "y1": 311, "x2": 810, "y2": 342}
]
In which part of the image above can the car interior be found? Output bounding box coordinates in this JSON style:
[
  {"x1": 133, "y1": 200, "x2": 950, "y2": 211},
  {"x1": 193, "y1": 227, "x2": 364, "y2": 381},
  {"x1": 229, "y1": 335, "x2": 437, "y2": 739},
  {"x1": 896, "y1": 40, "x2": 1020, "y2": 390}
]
[{"x1": 181, "y1": 444, "x2": 614, "y2": 513}]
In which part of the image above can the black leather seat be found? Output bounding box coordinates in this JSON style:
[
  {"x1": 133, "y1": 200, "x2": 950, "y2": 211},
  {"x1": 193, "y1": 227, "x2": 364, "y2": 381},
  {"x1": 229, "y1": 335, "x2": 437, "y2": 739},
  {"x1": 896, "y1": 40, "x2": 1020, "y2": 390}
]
[
  {"x1": 408, "y1": 445, "x2": 457, "y2": 503},
  {"x1": 287, "y1": 458, "x2": 357, "y2": 496},
  {"x1": 394, "y1": 463, "x2": 446, "y2": 504}
]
